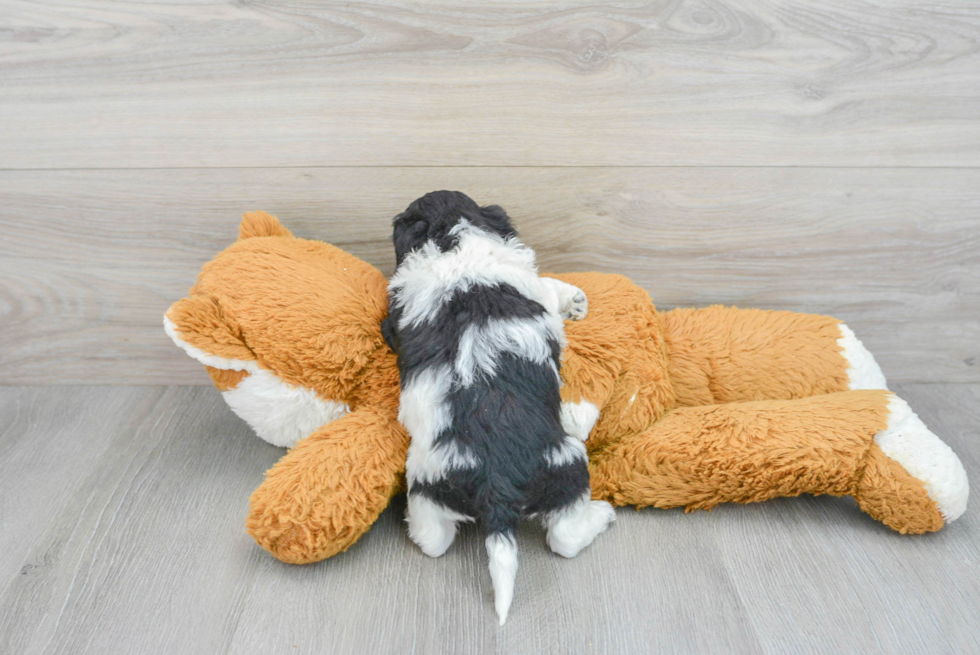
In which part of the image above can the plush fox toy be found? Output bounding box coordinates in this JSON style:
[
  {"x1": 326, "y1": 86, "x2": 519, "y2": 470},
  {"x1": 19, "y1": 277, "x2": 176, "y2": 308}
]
[{"x1": 165, "y1": 212, "x2": 969, "y2": 565}]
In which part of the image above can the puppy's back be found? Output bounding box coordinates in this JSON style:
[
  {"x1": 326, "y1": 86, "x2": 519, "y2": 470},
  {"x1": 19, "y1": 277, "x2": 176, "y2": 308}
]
[{"x1": 387, "y1": 191, "x2": 603, "y2": 625}]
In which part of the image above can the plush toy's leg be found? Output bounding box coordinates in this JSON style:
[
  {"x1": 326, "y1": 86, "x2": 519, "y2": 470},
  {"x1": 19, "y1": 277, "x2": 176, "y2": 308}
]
[
  {"x1": 589, "y1": 390, "x2": 968, "y2": 534},
  {"x1": 860, "y1": 395, "x2": 969, "y2": 528},
  {"x1": 662, "y1": 306, "x2": 886, "y2": 407},
  {"x1": 247, "y1": 407, "x2": 409, "y2": 564}
]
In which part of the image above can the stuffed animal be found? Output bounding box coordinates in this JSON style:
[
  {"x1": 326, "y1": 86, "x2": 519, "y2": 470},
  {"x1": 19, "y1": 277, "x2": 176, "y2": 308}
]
[{"x1": 165, "y1": 212, "x2": 969, "y2": 565}]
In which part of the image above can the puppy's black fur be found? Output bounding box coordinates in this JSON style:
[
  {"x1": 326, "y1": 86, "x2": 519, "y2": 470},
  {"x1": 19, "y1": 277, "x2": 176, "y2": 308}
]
[
  {"x1": 384, "y1": 190, "x2": 589, "y2": 539},
  {"x1": 390, "y1": 190, "x2": 517, "y2": 267}
]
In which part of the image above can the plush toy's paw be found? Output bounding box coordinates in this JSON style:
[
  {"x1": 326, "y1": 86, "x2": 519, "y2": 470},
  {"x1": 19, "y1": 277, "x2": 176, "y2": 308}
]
[
  {"x1": 561, "y1": 288, "x2": 589, "y2": 321},
  {"x1": 876, "y1": 395, "x2": 969, "y2": 523},
  {"x1": 247, "y1": 408, "x2": 410, "y2": 564},
  {"x1": 855, "y1": 395, "x2": 968, "y2": 534}
]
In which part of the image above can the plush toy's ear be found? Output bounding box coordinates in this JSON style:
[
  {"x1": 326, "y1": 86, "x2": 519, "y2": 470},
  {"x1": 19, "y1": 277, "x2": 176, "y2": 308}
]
[
  {"x1": 166, "y1": 211, "x2": 290, "y2": 369},
  {"x1": 239, "y1": 210, "x2": 293, "y2": 240},
  {"x1": 164, "y1": 295, "x2": 257, "y2": 371}
]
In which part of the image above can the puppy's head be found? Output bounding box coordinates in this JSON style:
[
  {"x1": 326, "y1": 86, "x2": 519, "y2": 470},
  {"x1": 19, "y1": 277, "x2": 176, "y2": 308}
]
[{"x1": 392, "y1": 190, "x2": 518, "y2": 266}]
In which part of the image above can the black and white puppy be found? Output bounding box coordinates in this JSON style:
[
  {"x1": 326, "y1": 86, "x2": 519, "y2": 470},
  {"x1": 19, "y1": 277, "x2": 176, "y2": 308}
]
[{"x1": 382, "y1": 191, "x2": 615, "y2": 625}]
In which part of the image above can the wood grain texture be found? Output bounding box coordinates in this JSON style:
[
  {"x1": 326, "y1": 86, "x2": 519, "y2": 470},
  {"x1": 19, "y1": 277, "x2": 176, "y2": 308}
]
[
  {"x1": 0, "y1": 386, "x2": 155, "y2": 586},
  {"x1": 1, "y1": 0, "x2": 979, "y2": 168},
  {"x1": 0, "y1": 383, "x2": 976, "y2": 654},
  {"x1": 2, "y1": 167, "x2": 978, "y2": 385},
  {"x1": 0, "y1": 386, "x2": 283, "y2": 655}
]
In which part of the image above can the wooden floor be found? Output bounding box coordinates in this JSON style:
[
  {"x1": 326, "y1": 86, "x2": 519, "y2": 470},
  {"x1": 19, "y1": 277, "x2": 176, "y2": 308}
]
[
  {"x1": 2, "y1": 0, "x2": 979, "y2": 653},
  {"x1": 0, "y1": 383, "x2": 977, "y2": 654}
]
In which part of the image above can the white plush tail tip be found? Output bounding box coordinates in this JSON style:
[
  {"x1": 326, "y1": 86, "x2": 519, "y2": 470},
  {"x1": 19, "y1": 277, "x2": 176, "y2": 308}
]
[
  {"x1": 486, "y1": 534, "x2": 518, "y2": 625},
  {"x1": 838, "y1": 323, "x2": 889, "y2": 390}
]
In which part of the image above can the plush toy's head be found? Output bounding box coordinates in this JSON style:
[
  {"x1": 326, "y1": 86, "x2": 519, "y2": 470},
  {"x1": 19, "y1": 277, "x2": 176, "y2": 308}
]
[{"x1": 164, "y1": 212, "x2": 399, "y2": 448}]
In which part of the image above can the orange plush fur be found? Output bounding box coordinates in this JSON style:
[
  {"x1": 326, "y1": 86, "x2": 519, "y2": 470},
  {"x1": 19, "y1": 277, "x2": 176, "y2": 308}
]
[{"x1": 165, "y1": 212, "x2": 963, "y2": 564}]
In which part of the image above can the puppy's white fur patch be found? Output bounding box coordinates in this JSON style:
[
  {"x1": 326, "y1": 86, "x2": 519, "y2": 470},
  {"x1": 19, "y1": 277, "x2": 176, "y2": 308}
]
[
  {"x1": 456, "y1": 315, "x2": 564, "y2": 387},
  {"x1": 837, "y1": 323, "x2": 888, "y2": 390},
  {"x1": 165, "y1": 314, "x2": 348, "y2": 448},
  {"x1": 876, "y1": 395, "x2": 969, "y2": 522},
  {"x1": 409, "y1": 441, "x2": 480, "y2": 486},
  {"x1": 401, "y1": 365, "x2": 480, "y2": 485},
  {"x1": 544, "y1": 435, "x2": 588, "y2": 467},
  {"x1": 543, "y1": 493, "x2": 616, "y2": 559},
  {"x1": 560, "y1": 400, "x2": 600, "y2": 442},
  {"x1": 389, "y1": 226, "x2": 551, "y2": 330},
  {"x1": 486, "y1": 533, "x2": 519, "y2": 625}
]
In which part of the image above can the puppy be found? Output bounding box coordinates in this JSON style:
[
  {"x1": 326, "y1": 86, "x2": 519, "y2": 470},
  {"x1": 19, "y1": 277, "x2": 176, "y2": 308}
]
[{"x1": 382, "y1": 191, "x2": 615, "y2": 625}]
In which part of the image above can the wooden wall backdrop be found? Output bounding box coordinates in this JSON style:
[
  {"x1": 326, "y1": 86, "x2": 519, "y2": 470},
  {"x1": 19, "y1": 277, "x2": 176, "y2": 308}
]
[{"x1": 1, "y1": 0, "x2": 979, "y2": 384}]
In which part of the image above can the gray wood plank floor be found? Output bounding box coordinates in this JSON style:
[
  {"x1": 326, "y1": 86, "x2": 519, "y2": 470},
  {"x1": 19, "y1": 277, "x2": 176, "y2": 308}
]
[{"x1": 1, "y1": 383, "x2": 977, "y2": 655}]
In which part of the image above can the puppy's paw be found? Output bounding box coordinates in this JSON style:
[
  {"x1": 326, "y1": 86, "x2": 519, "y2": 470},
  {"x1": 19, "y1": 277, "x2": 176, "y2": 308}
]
[{"x1": 562, "y1": 288, "x2": 588, "y2": 321}]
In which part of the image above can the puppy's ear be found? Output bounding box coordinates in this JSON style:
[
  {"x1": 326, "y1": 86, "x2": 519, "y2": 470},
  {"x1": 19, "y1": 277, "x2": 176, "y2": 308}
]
[
  {"x1": 381, "y1": 315, "x2": 398, "y2": 354},
  {"x1": 479, "y1": 204, "x2": 519, "y2": 239},
  {"x1": 392, "y1": 211, "x2": 429, "y2": 266}
]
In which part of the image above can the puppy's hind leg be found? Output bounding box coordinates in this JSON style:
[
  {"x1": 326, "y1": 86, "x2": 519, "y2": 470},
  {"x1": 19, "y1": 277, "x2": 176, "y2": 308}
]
[
  {"x1": 406, "y1": 493, "x2": 463, "y2": 557},
  {"x1": 543, "y1": 492, "x2": 616, "y2": 558}
]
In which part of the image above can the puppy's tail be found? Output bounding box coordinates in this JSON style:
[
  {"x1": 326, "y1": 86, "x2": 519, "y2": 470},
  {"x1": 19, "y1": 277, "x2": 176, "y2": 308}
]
[{"x1": 486, "y1": 531, "x2": 518, "y2": 626}]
